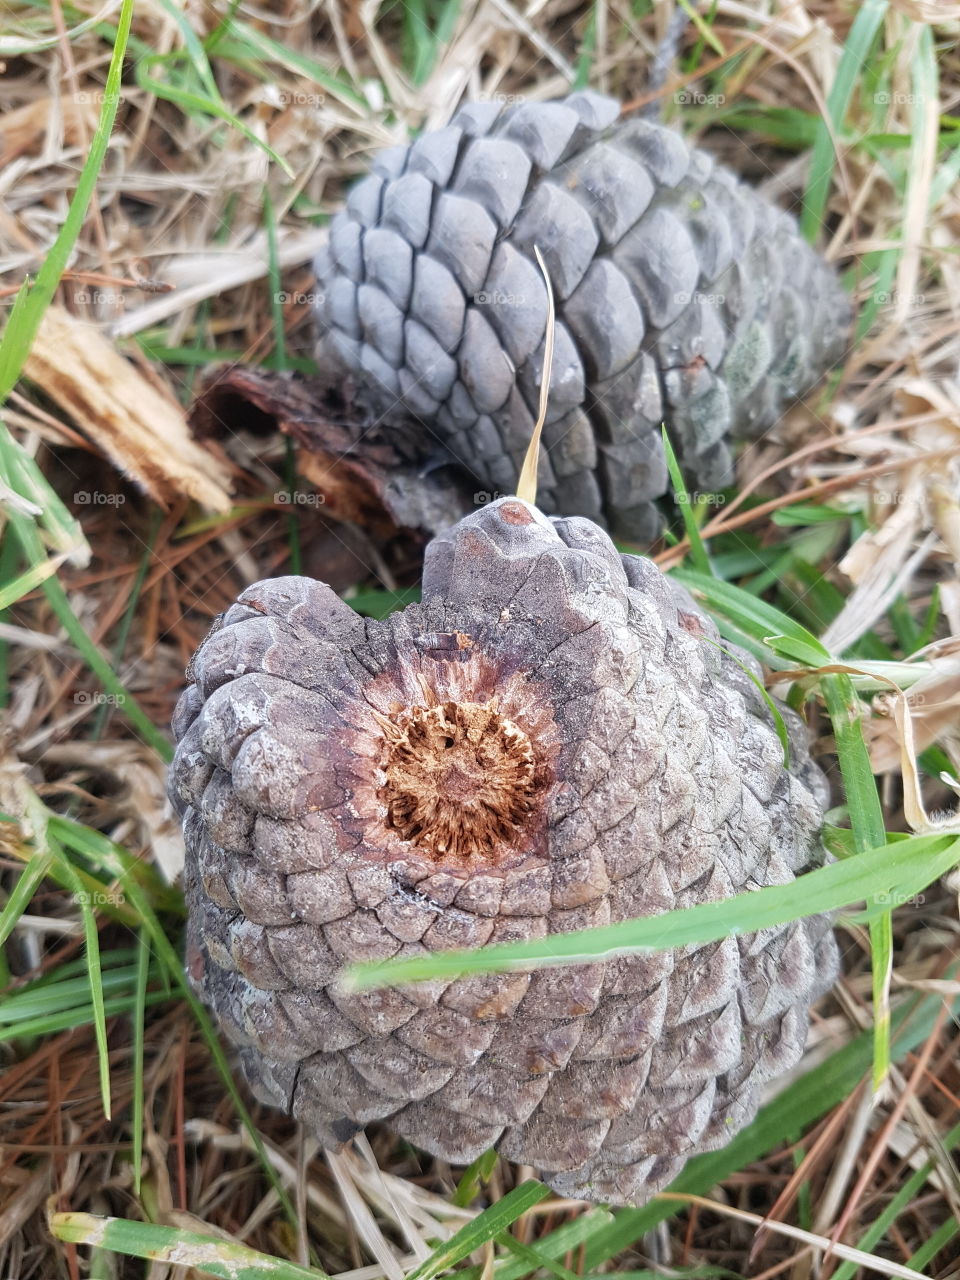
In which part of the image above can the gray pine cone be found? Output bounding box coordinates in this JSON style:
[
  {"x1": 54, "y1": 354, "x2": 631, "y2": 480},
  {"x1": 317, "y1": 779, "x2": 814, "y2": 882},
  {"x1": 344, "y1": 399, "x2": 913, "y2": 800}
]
[
  {"x1": 169, "y1": 497, "x2": 839, "y2": 1206},
  {"x1": 313, "y1": 92, "x2": 851, "y2": 542}
]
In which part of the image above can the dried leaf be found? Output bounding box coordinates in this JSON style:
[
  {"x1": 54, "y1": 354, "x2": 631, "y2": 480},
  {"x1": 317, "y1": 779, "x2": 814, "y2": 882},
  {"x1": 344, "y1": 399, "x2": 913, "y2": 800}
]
[{"x1": 867, "y1": 655, "x2": 960, "y2": 775}]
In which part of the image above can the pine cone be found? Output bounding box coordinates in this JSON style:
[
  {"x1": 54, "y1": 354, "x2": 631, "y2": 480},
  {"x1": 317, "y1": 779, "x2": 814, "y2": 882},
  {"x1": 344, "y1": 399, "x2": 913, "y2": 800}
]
[
  {"x1": 313, "y1": 92, "x2": 851, "y2": 542},
  {"x1": 169, "y1": 498, "x2": 839, "y2": 1206}
]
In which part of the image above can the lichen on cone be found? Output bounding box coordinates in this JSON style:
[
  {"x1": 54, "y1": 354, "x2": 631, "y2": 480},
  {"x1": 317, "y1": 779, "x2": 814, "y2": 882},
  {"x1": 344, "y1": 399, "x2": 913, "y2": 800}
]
[{"x1": 169, "y1": 497, "x2": 839, "y2": 1206}]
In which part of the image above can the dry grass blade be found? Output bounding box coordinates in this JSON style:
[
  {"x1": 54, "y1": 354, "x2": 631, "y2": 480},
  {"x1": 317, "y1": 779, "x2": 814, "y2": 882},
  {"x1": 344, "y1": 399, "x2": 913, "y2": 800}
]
[
  {"x1": 108, "y1": 229, "x2": 330, "y2": 339},
  {"x1": 515, "y1": 246, "x2": 555, "y2": 506},
  {"x1": 656, "y1": 1193, "x2": 929, "y2": 1280},
  {"x1": 326, "y1": 1149, "x2": 406, "y2": 1280}
]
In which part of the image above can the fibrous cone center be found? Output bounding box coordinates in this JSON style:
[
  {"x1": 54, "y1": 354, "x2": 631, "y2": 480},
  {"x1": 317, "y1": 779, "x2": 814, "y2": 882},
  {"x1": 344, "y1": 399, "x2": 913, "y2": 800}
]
[{"x1": 379, "y1": 700, "x2": 537, "y2": 863}]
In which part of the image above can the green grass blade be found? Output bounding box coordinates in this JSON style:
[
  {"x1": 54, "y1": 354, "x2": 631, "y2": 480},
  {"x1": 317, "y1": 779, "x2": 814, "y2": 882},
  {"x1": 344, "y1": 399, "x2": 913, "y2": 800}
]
[
  {"x1": 3, "y1": 849, "x2": 142, "y2": 931},
  {"x1": 765, "y1": 634, "x2": 836, "y2": 668},
  {"x1": 457, "y1": 1209, "x2": 615, "y2": 1280},
  {"x1": 821, "y1": 672, "x2": 890, "y2": 1088},
  {"x1": 411, "y1": 0, "x2": 464, "y2": 84},
  {"x1": 0, "y1": 552, "x2": 68, "y2": 610},
  {"x1": 155, "y1": 0, "x2": 221, "y2": 99},
  {"x1": 678, "y1": 0, "x2": 724, "y2": 56},
  {"x1": 134, "y1": 59, "x2": 294, "y2": 177},
  {"x1": 931, "y1": 136, "x2": 960, "y2": 207},
  {"x1": 662, "y1": 426, "x2": 712, "y2": 574},
  {"x1": 453, "y1": 1148, "x2": 498, "y2": 1207},
  {"x1": 771, "y1": 503, "x2": 847, "y2": 527},
  {"x1": 263, "y1": 192, "x2": 289, "y2": 376},
  {"x1": 495, "y1": 1232, "x2": 581, "y2": 1280},
  {"x1": 1, "y1": 965, "x2": 145, "y2": 1021},
  {"x1": 403, "y1": 0, "x2": 431, "y2": 83},
  {"x1": 347, "y1": 587, "x2": 421, "y2": 617},
  {"x1": 405, "y1": 1181, "x2": 551, "y2": 1280},
  {"x1": 134, "y1": 339, "x2": 315, "y2": 373},
  {"x1": 0, "y1": 421, "x2": 88, "y2": 564},
  {"x1": 855, "y1": 248, "x2": 898, "y2": 342},
  {"x1": 0, "y1": 521, "x2": 20, "y2": 707},
  {"x1": 0, "y1": 0, "x2": 134, "y2": 400},
  {"x1": 203, "y1": 0, "x2": 244, "y2": 53},
  {"x1": 347, "y1": 832, "x2": 960, "y2": 989},
  {"x1": 263, "y1": 190, "x2": 302, "y2": 575},
  {"x1": 1, "y1": 993, "x2": 169, "y2": 1042},
  {"x1": 6, "y1": 513, "x2": 172, "y2": 760},
  {"x1": 429, "y1": 0, "x2": 462, "y2": 75},
  {"x1": 906, "y1": 1218, "x2": 959, "y2": 1272},
  {"x1": 213, "y1": 21, "x2": 367, "y2": 109},
  {"x1": 867, "y1": 908, "x2": 894, "y2": 1088},
  {"x1": 47, "y1": 832, "x2": 112, "y2": 1118},
  {"x1": 50, "y1": 1214, "x2": 329, "y2": 1279},
  {"x1": 800, "y1": 0, "x2": 887, "y2": 241},
  {"x1": 45, "y1": 817, "x2": 179, "y2": 912},
  {"x1": 0, "y1": 7, "x2": 109, "y2": 55},
  {"x1": 671, "y1": 570, "x2": 831, "y2": 659},
  {"x1": 132, "y1": 927, "x2": 150, "y2": 1195},
  {"x1": 0, "y1": 848, "x2": 55, "y2": 948},
  {"x1": 707, "y1": 106, "x2": 820, "y2": 149},
  {"x1": 573, "y1": 6, "x2": 598, "y2": 89}
]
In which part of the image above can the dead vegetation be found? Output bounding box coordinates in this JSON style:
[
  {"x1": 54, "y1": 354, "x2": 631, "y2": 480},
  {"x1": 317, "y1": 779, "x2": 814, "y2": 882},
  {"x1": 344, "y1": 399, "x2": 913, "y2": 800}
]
[{"x1": 1, "y1": 0, "x2": 960, "y2": 1277}]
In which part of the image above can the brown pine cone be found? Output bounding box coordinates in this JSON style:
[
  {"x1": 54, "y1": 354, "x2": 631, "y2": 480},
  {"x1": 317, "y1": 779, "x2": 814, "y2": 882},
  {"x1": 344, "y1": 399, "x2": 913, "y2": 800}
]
[
  {"x1": 313, "y1": 91, "x2": 851, "y2": 542},
  {"x1": 169, "y1": 498, "x2": 838, "y2": 1205}
]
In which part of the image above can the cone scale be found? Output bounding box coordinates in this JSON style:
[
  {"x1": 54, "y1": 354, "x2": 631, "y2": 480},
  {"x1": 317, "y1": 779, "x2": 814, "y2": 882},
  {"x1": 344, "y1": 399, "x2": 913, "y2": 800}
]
[{"x1": 170, "y1": 497, "x2": 838, "y2": 1206}]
